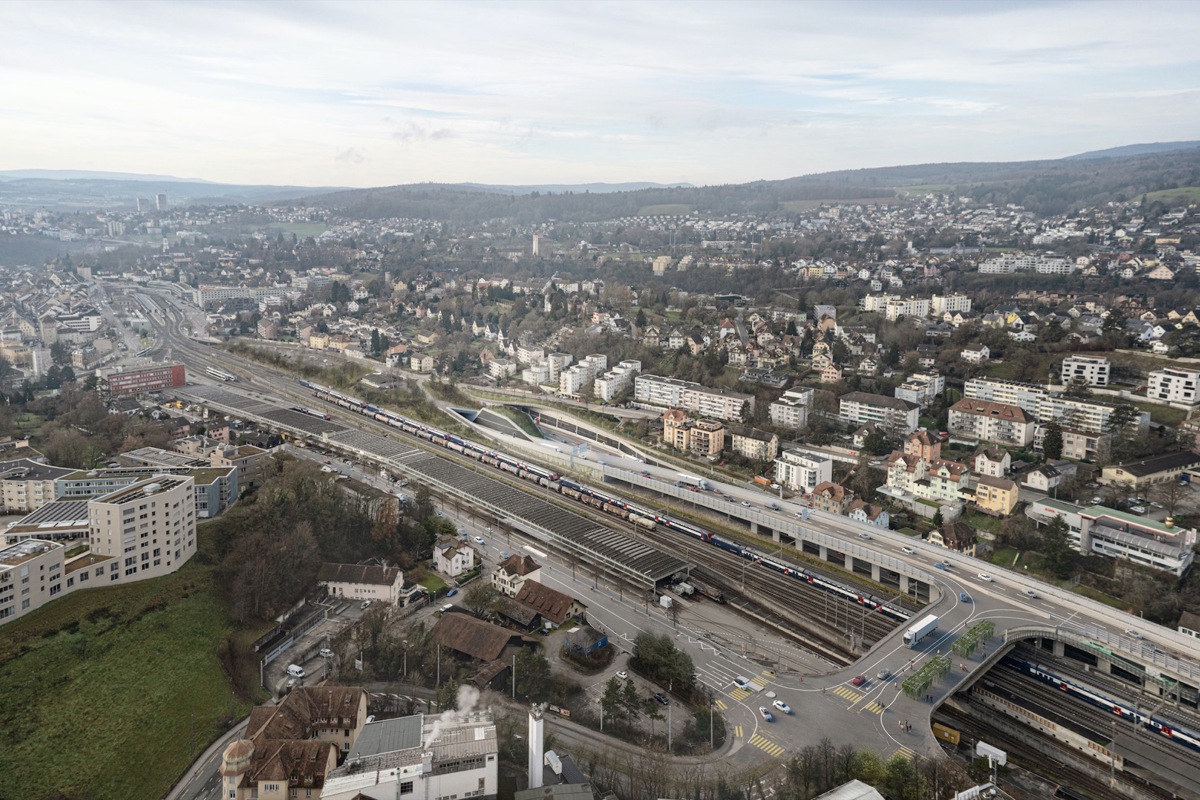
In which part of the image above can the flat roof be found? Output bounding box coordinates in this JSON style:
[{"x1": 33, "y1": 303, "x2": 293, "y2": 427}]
[
  {"x1": 0, "y1": 539, "x2": 59, "y2": 567},
  {"x1": 1084, "y1": 505, "x2": 1192, "y2": 538},
  {"x1": 347, "y1": 715, "x2": 423, "y2": 760},
  {"x1": 4, "y1": 500, "x2": 90, "y2": 533},
  {"x1": 96, "y1": 476, "x2": 190, "y2": 504}
]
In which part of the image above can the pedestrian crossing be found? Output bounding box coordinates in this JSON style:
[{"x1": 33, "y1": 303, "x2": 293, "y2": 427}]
[
  {"x1": 890, "y1": 746, "x2": 917, "y2": 762},
  {"x1": 832, "y1": 686, "x2": 862, "y2": 703},
  {"x1": 749, "y1": 734, "x2": 786, "y2": 757},
  {"x1": 730, "y1": 687, "x2": 750, "y2": 701},
  {"x1": 714, "y1": 699, "x2": 727, "y2": 711},
  {"x1": 862, "y1": 701, "x2": 886, "y2": 715},
  {"x1": 732, "y1": 724, "x2": 744, "y2": 738}
]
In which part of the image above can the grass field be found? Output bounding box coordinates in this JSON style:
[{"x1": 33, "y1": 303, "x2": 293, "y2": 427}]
[
  {"x1": 0, "y1": 527, "x2": 249, "y2": 800},
  {"x1": 1140, "y1": 186, "x2": 1200, "y2": 205},
  {"x1": 263, "y1": 222, "x2": 329, "y2": 238}
]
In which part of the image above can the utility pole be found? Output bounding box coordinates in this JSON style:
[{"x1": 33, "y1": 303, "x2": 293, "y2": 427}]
[{"x1": 512, "y1": 653, "x2": 517, "y2": 699}]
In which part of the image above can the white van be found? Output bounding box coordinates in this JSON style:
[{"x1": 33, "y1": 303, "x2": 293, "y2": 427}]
[{"x1": 286, "y1": 664, "x2": 306, "y2": 679}]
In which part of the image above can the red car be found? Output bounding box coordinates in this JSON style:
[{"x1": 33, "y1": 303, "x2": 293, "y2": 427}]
[{"x1": 851, "y1": 675, "x2": 867, "y2": 687}]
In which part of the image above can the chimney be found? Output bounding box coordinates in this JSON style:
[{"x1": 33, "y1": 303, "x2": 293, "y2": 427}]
[{"x1": 528, "y1": 704, "x2": 544, "y2": 789}]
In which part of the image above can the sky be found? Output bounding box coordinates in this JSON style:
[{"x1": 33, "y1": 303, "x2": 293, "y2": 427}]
[{"x1": 2, "y1": 0, "x2": 1198, "y2": 189}]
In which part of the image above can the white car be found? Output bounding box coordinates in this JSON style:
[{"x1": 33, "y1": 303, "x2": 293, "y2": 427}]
[
  {"x1": 759, "y1": 706, "x2": 774, "y2": 722},
  {"x1": 616, "y1": 670, "x2": 628, "y2": 679},
  {"x1": 901, "y1": 546, "x2": 916, "y2": 555},
  {"x1": 772, "y1": 699, "x2": 792, "y2": 714},
  {"x1": 319, "y1": 648, "x2": 334, "y2": 658},
  {"x1": 473, "y1": 536, "x2": 486, "y2": 545},
  {"x1": 1024, "y1": 589, "x2": 1039, "y2": 599},
  {"x1": 857, "y1": 532, "x2": 871, "y2": 540},
  {"x1": 741, "y1": 501, "x2": 752, "y2": 507},
  {"x1": 1125, "y1": 629, "x2": 1143, "y2": 640},
  {"x1": 977, "y1": 573, "x2": 993, "y2": 582}
]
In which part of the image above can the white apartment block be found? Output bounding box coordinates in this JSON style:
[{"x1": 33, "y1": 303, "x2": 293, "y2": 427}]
[
  {"x1": 964, "y1": 378, "x2": 1047, "y2": 413},
  {"x1": 558, "y1": 354, "x2": 607, "y2": 398},
  {"x1": 1036, "y1": 395, "x2": 1150, "y2": 436},
  {"x1": 931, "y1": 294, "x2": 972, "y2": 315},
  {"x1": 859, "y1": 293, "x2": 899, "y2": 313},
  {"x1": 884, "y1": 296, "x2": 931, "y2": 321},
  {"x1": 516, "y1": 342, "x2": 546, "y2": 366},
  {"x1": 947, "y1": 399, "x2": 1036, "y2": 446},
  {"x1": 88, "y1": 476, "x2": 197, "y2": 583},
  {"x1": 593, "y1": 359, "x2": 641, "y2": 402},
  {"x1": 894, "y1": 372, "x2": 945, "y2": 407},
  {"x1": 633, "y1": 374, "x2": 754, "y2": 422},
  {"x1": 1148, "y1": 367, "x2": 1200, "y2": 405},
  {"x1": 1061, "y1": 355, "x2": 1110, "y2": 387},
  {"x1": 838, "y1": 392, "x2": 920, "y2": 434},
  {"x1": 769, "y1": 387, "x2": 814, "y2": 430},
  {"x1": 774, "y1": 448, "x2": 832, "y2": 494},
  {"x1": 978, "y1": 253, "x2": 1072, "y2": 274},
  {"x1": 1, "y1": 476, "x2": 197, "y2": 625}
]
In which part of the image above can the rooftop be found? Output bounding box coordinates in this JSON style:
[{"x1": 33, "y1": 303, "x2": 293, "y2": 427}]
[
  {"x1": 1106, "y1": 451, "x2": 1200, "y2": 478},
  {"x1": 95, "y1": 476, "x2": 191, "y2": 505},
  {"x1": 0, "y1": 538, "x2": 59, "y2": 568},
  {"x1": 3, "y1": 499, "x2": 91, "y2": 534}
]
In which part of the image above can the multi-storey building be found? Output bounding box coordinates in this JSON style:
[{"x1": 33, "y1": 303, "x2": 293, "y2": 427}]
[
  {"x1": 0, "y1": 458, "x2": 74, "y2": 513},
  {"x1": 87, "y1": 476, "x2": 196, "y2": 583},
  {"x1": 728, "y1": 426, "x2": 779, "y2": 463},
  {"x1": 593, "y1": 359, "x2": 641, "y2": 402},
  {"x1": 1028, "y1": 499, "x2": 1196, "y2": 576},
  {"x1": 963, "y1": 377, "x2": 1047, "y2": 411},
  {"x1": 884, "y1": 296, "x2": 931, "y2": 321},
  {"x1": 558, "y1": 354, "x2": 607, "y2": 398},
  {"x1": 1061, "y1": 355, "x2": 1110, "y2": 387},
  {"x1": 774, "y1": 448, "x2": 832, "y2": 494},
  {"x1": 1148, "y1": 367, "x2": 1200, "y2": 405},
  {"x1": 883, "y1": 432, "x2": 970, "y2": 511},
  {"x1": 769, "y1": 387, "x2": 814, "y2": 430},
  {"x1": 104, "y1": 363, "x2": 187, "y2": 397},
  {"x1": 809, "y1": 481, "x2": 851, "y2": 514},
  {"x1": 56, "y1": 465, "x2": 237, "y2": 519},
  {"x1": 894, "y1": 372, "x2": 945, "y2": 407},
  {"x1": 931, "y1": 294, "x2": 972, "y2": 315},
  {"x1": 662, "y1": 410, "x2": 725, "y2": 458},
  {"x1": 947, "y1": 398, "x2": 1036, "y2": 446},
  {"x1": 634, "y1": 375, "x2": 754, "y2": 422},
  {"x1": 838, "y1": 392, "x2": 920, "y2": 435},
  {"x1": 973, "y1": 475, "x2": 1019, "y2": 516}
]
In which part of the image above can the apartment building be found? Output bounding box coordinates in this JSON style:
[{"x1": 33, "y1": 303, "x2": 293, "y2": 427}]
[
  {"x1": 210, "y1": 444, "x2": 270, "y2": 491},
  {"x1": 634, "y1": 374, "x2": 754, "y2": 422},
  {"x1": 774, "y1": 448, "x2": 832, "y2": 494},
  {"x1": 973, "y1": 475, "x2": 1019, "y2": 516},
  {"x1": 884, "y1": 296, "x2": 931, "y2": 321},
  {"x1": 729, "y1": 426, "x2": 779, "y2": 463},
  {"x1": 947, "y1": 398, "x2": 1036, "y2": 446},
  {"x1": 894, "y1": 372, "x2": 945, "y2": 407},
  {"x1": 434, "y1": 538, "x2": 476, "y2": 578},
  {"x1": 56, "y1": 465, "x2": 238, "y2": 519},
  {"x1": 104, "y1": 363, "x2": 188, "y2": 397},
  {"x1": 810, "y1": 481, "x2": 852, "y2": 514},
  {"x1": 559, "y1": 354, "x2": 607, "y2": 398},
  {"x1": 593, "y1": 359, "x2": 641, "y2": 402},
  {"x1": 0, "y1": 539, "x2": 64, "y2": 623},
  {"x1": 963, "y1": 377, "x2": 1047, "y2": 412},
  {"x1": 838, "y1": 392, "x2": 920, "y2": 435},
  {"x1": 931, "y1": 294, "x2": 972, "y2": 315},
  {"x1": 87, "y1": 476, "x2": 196, "y2": 582},
  {"x1": 1148, "y1": 367, "x2": 1200, "y2": 405},
  {"x1": 662, "y1": 410, "x2": 725, "y2": 458},
  {"x1": 769, "y1": 387, "x2": 814, "y2": 430},
  {"x1": 0, "y1": 458, "x2": 74, "y2": 513},
  {"x1": 1060, "y1": 355, "x2": 1110, "y2": 387}
]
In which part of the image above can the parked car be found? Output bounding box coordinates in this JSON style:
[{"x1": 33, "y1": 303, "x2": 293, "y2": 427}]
[
  {"x1": 319, "y1": 648, "x2": 334, "y2": 658},
  {"x1": 851, "y1": 675, "x2": 867, "y2": 687},
  {"x1": 445, "y1": 588, "x2": 459, "y2": 597},
  {"x1": 772, "y1": 699, "x2": 792, "y2": 714},
  {"x1": 877, "y1": 668, "x2": 891, "y2": 681},
  {"x1": 1130, "y1": 505, "x2": 1147, "y2": 514},
  {"x1": 360, "y1": 600, "x2": 372, "y2": 610},
  {"x1": 616, "y1": 670, "x2": 628, "y2": 679},
  {"x1": 654, "y1": 692, "x2": 669, "y2": 706},
  {"x1": 759, "y1": 706, "x2": 774, "y2": 722}
]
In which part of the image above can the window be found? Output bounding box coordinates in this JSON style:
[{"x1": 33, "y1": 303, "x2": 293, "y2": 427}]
[{"x1": 400, "y1": 782, "x2": 414, "y2": 795}]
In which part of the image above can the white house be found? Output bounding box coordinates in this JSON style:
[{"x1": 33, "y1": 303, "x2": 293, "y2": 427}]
[{"x1": 434, "y1": 539, "x2": 476, "y2": 578}]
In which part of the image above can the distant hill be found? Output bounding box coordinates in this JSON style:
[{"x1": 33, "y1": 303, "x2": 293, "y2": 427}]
[
  {"x1": 303, "y1": 146, "x2": 1200, "y2": 222},
  {"x1": 1064, "y1": 141, "x2": 1200, "y2": 161},
  {"x1": 0, "y1": 176, "x2": 347, "y2": 210},
  {"x1": 457, "y1": 181, "x2": 694, "y2": 195}
]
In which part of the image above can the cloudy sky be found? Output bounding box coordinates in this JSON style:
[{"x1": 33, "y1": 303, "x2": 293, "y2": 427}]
[{"x1": 2, "y1": 0, "x2": 1197, "y2": 188}]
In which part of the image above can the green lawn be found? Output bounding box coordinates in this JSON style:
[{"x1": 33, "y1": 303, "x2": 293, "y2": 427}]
[
  {"x1": 1140, "y1": 186, "x2": 1200, "y2": 205},
  {"x1": 1073, "y1": 583, "x2": 1124, "y2": 608},
  {"x1": 263, "y1": 222, "x2": 330, "y2": 238},
  {"x1": 0, "y1": 528, "x2": 247, "y2": 800}
]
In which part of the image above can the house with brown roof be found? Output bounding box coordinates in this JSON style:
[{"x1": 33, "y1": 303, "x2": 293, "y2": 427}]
[
  {"x1": 926, "y1": 520, "x2": 977, "y2": 556},
  {"x1": 847, "y1": 499, "x2": 889, "y2": 528},
  {"x1": 219, "y1": 686, "x2": 368, "y2": 799},
  {"x1": 973, "y1": 475, "x2": 1019, "y2": 516},
  {"x1": 318, "y1": 562, "x2": 415, "y2": 606},
  {"x1": 514, "y1": 580, "x2": 587, "y2": 628},
  {"x1": 492, "y1": 554, "x2": 542, "y2": 597},
  {"x1": 432, "y1": 611, "x2": 537, "y2": 664},
  {"x1": 810, "y1": 481, "x2": 852, "y2": 514}
]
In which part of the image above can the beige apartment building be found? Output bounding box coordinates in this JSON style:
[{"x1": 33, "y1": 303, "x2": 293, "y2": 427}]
[{"x1": 87, "y1": 476, "x2": 197, "y2": 583}]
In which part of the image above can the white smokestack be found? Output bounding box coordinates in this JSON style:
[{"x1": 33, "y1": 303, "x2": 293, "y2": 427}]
[{"x1": 528, "y1": 704, "x2": 544, "y2": 789}]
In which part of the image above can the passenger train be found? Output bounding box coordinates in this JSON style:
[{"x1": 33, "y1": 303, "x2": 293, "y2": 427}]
[
  {"x1": 1002, "y1": 653, "x2": 1200, "y2": 755},
  {"x1": 300, "y1": 379, "x2": 910, "y2": 622}
]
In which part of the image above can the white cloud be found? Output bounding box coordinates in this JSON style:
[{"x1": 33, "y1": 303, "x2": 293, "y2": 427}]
[{"x1": 0, "y1": 0, "x2": 1197, "y2": 186}]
